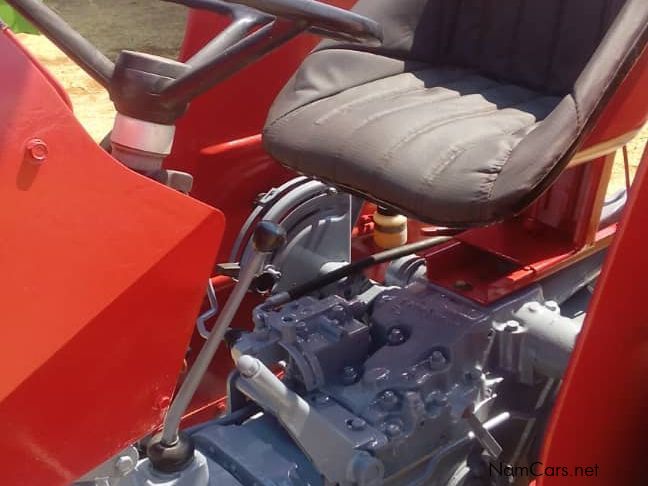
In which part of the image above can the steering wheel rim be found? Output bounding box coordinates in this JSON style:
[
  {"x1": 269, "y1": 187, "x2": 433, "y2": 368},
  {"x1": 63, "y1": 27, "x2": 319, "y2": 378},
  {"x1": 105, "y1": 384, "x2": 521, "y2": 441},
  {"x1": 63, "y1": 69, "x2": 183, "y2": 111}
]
[{"x1": 220, "y1": 0, "x2": 382, "y2": 43}]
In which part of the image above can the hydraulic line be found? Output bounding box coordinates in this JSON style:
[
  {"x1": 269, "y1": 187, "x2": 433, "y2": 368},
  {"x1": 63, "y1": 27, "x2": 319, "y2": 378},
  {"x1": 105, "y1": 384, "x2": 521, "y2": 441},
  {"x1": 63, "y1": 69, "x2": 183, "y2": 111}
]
[{"x1": 263, "y1": 235, "x2": 455, "y2": 307}]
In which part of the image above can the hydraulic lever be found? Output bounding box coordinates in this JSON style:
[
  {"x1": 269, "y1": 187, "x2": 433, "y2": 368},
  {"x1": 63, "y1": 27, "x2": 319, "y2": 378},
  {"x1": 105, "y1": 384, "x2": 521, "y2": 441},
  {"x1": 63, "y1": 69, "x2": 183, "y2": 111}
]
[{"x1": 146, "y1": 221, "x2": 287, "y2": 473}]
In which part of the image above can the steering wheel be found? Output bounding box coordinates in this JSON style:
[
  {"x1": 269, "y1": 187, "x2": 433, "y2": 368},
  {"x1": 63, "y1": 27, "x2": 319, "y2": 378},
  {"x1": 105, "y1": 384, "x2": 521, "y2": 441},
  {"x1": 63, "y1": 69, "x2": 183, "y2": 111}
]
[
  {"x1": 6, "y1": 0, "x2": 382, "y2": 122},
  {"x1": 168, "y1": 0, "x2": 382, "y2": 43}
]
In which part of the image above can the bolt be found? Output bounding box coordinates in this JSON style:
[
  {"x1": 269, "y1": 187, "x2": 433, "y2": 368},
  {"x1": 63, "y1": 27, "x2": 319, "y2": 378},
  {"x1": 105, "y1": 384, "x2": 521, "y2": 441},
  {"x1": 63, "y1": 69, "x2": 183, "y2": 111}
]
[
  {"x1": 545, "y1": 300, "x2": 559, "y2": 312},
  {"x1": 384, "y1": 421, "x2": 402, "y2": 438},
  {"x1": 504, "y1": 321, "x2": 519, "y2": 332},
  {"x1": 342, "y1": 366, "x2": 359, "y2": 385},
  {"x1": 347, "y1": 418, "x2": 367, "y2": 431},
  {"x1": 115, "y1": 455, "x2": 135, "y2": 475},
  {"x1": 387, "y1": 327, "x2": 406, "y2": 345},
  {"x1": 526, "y1": 302, "x2": 542, "y2": 313},
  {"x1": 426, "y1": 393, "x2": 448, "y2": 408},
  {"x1": 377, "y1": 390, "x2": 400, "y2": 411},
  {"x1": 428, "y1": 350, "x2": 447, "y2": 368},
  {"x1": 326, "y1": 186, "x2": 338, "y2": 196},
  {"x1": 25, "y1": 138, "x2": 48, "y2": 164}
]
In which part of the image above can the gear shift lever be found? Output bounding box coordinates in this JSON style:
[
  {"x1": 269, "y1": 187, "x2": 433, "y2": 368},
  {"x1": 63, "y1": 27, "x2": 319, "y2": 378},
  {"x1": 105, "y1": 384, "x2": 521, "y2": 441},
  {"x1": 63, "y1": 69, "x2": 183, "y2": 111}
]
[{"x1": 147, "y1": 221, "x2": 286, "y2": 473}]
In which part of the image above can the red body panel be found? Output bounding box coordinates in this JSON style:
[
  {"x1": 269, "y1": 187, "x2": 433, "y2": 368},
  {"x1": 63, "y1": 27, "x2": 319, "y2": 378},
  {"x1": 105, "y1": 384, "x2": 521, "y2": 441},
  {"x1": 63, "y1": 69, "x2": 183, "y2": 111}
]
[
  {"x1": 0, "y1": 28, "x2": 224, "y2": 484},
  {"x1": 539, "y1": 145, "x2": 648, "y2": 486}
]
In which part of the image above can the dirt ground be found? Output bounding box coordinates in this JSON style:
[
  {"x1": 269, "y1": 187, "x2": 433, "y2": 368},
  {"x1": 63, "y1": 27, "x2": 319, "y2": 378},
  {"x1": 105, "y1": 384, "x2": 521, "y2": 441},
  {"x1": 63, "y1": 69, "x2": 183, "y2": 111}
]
[
  {"x1": 13, "y1": 1, "x2": 647, "y2": 192},
  {"x1": 17, "y1": 0, "x2": 186, "y2": 141}
]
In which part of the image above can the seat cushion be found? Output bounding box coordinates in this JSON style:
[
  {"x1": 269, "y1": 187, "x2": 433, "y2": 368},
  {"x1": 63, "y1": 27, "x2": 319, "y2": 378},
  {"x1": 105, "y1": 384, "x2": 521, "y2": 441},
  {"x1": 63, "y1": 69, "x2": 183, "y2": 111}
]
[
  {"x1": 263, "y1": 0, "x2": 648, "y2": 226},
  {"x1": 264, "y1": 65, "x2": 560, "y2": 224}
]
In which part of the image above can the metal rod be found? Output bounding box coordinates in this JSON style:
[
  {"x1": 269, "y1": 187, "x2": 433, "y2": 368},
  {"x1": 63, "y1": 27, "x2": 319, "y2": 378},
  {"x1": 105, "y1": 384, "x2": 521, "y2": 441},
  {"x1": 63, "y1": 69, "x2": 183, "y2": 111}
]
[
  {"x1": 410, "y1": 412, "x2": 511, "y2": 486},
  {"x1": 160, "y1": 251, "x2": 266, "y2": 445},
  {"x1": 159, "y1": 19, "x2": 305, "y2": 107},
  {"x1": 186, "y1": 16, "x2": 263, "y2": 67},
  {"x1": 264, "y1": 235, "x2": 456, "y2": 308},
  {"x1": 5, "y1": 0, "x2": 114, "y2": 88}
]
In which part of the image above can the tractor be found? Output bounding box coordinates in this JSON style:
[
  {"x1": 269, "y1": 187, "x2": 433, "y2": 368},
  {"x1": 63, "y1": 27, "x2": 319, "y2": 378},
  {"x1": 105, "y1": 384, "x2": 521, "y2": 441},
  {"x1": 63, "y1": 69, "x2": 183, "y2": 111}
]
[{"x1": 1, "y1": 0, "x2": 647, "y2": 485}]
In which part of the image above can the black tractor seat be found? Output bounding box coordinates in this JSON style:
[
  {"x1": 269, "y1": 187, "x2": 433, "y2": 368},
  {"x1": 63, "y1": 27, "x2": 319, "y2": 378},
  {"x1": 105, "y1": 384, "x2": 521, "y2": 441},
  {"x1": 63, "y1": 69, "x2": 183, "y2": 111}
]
[{"x1": 263, "y1": 0, "x2": 648, "y2": 226}]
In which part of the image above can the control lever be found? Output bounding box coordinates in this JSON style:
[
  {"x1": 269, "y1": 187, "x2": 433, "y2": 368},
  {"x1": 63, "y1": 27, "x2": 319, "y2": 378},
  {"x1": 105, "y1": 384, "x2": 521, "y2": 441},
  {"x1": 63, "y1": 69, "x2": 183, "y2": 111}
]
[
  {"x1": 462, "y1": 406, "x2": 504, "y2": 459},
  {"x1": 153, "y1": 222, "x2": 286, "y2": 461}
]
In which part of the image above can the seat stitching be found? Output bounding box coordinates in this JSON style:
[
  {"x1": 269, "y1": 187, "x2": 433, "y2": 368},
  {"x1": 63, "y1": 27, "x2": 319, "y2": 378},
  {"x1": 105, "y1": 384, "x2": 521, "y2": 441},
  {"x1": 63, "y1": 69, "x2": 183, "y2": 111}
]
[
  {"x1": 345, "y1": 76, "x2": 500, "y2": 129},
  {"x1": 479, "y1": 146, "x2": 516, "y2": 220},
  {"x1": 333, "y1": 76, "x2": 500, "y2": 161},
  {"x1": 337, "y1": 80, "x2": 511, "y2": 187},
  {"x1": 264, "y1": 50, "x2": 426, "y2": 130},
  {"x1": 507, "y1": 0, "x2": 527, "y2": 80},
  {"x1": 418, "y1": 114, "x2": 539, "y2": 193},
  {"x1": 381, "y1": 97, "x2": 545, "y2": 198},
  {"x1": 381, "y1": 87, "x2": 541, "y2": 166},
  {"x1": 415, "y1": 94, "x2": 553, "y2": 208},
  {"x1": 544, "y1": 0, "x2": 568, "y2": 89},
  {"x1": 411, "y1": 123, "x2": 532, "y2": 216},
  {"x1": 314, "y1": 69, "x2": 473, "y2": 125}
]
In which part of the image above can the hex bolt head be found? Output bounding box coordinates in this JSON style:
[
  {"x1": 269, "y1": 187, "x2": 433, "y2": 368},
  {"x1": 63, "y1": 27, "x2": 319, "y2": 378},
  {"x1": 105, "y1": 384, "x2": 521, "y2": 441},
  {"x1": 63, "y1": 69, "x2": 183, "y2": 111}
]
[
  {"x1": 387, "y1": 327, "x2": 406, "y2": 345},
  {"x1": 342, "y1": 366, "x2": 360, "y2": 385},
  {"x1": 115, "y1": 455, "x2": 136, "y2": 475},
  {"x1": 504, "y1": 321, "x2": 520, "y2": 332},
  {"x1": 25, "y1": 138, "x2": 48, "y2": 164},
  {"x1": 347, "y1": 418, "x2": 367, "y2": 431},
  {"x1": 378, "y1": 390, "x2": 400, "y2": 411},
  {"x1": 526, "y1": 302, "x2": 542, "y2": 313},
  {"x1": 428, "y1": 350, "x2": 447, "y2": 369},
  {"x1": 426, "y1": 393, "x2": 448, "y2": 408},
  {"x1": 384, "y1": 421, "x2": 402, "y2": 438},
  {"x1": 253, "y1": 221, "x2": 287, "y2": 253}
]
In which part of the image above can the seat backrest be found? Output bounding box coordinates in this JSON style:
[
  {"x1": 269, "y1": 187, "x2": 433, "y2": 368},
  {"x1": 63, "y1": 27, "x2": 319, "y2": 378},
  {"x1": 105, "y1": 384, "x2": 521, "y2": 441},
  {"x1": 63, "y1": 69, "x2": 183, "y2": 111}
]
[
  {"x1": 358, "y1": 0, "x2": 629, "y2": 94},
  {"x1": 444, "y1": 0, "x2": 626, "y2": 93}
]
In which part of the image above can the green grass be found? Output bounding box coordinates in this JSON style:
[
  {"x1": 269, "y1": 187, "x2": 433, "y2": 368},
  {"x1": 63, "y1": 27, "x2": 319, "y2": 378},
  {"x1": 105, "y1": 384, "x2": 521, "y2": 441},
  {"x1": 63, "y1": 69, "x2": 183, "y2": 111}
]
[{"x1": 0, "y1": 1, "x2": 39, "y2": 34}]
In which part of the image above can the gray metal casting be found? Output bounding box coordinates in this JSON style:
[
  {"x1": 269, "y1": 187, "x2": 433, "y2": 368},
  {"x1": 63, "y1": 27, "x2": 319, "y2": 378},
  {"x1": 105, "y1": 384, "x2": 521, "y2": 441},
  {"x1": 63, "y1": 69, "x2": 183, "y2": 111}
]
[
  {"x1": 74, "y1": 446, "x2": 138, "y2": 485},
  {"x1": 494, "y1": 300, "x2": 582, "y2": 384},
  {"x1": 233, "y1": 294, "x2": 371, "y2": 390},
  {"x1": 234, "y1": 177, "x2": 362, "y2": 293},
  {"x1": 121, "y1": 251, "x2": 600, "y2": 486},
  {"x1": 236, "y1": 356, "x2": 387, "y2": 485}
]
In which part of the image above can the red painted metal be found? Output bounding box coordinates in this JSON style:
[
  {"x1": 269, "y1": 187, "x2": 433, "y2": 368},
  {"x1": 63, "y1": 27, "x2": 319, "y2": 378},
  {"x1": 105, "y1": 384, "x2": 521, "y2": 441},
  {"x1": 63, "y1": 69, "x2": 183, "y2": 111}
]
[
  {"x1": 166, "y1": 1, "x2": 356, "y2": 262},
  {"x1": 1, "y1": 28, "x2": 72, "y2": 109},
  {"x1": 0, "y1": 28, "x2": 225, "y2": 485},
  {"x1": 538, "y1": 144, "x2": 648, "y2": 486},
  {"x1": 584, "y1": 46, "x2": 648, "y2": 147}
]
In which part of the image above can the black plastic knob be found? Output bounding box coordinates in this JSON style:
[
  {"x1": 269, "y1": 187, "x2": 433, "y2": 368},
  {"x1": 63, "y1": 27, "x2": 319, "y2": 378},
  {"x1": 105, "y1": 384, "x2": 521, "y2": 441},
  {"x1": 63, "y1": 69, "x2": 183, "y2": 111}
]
[{"x1": 253, "y1": 221, "x2": 287, "y2": 253}]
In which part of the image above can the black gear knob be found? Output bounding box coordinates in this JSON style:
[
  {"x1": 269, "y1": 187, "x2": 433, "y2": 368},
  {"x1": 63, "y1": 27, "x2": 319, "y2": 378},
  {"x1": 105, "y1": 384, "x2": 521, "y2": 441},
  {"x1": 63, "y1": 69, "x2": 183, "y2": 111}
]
[{"x1": 253, "y1": 221, "x2": 287, "y2": 253}]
